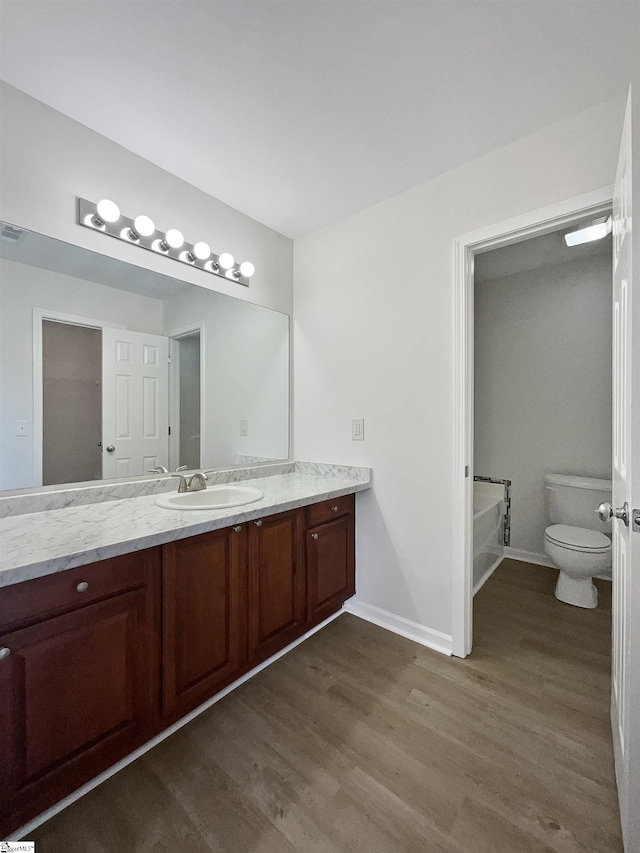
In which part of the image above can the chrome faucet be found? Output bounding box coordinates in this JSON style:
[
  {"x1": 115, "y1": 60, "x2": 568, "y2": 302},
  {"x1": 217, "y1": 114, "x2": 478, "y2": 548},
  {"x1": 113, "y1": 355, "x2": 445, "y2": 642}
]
[
  {"x1": 170, "y1": 470, "x2": 212, "y2": 493},
  {"x1": 148, "y1": 465, "x2": 187, "y2": 475}
]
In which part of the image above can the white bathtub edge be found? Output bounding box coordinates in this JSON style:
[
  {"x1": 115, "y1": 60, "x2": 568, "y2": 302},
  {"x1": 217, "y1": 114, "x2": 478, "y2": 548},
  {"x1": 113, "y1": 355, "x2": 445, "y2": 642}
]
[{"x1": 473, "y1": 553, "x2": 504, "y2": 595}]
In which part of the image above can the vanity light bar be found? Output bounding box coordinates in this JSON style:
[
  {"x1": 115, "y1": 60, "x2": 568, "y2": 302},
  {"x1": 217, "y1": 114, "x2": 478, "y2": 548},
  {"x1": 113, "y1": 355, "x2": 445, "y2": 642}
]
[{"x1": 77, "y1": 198, "x2": 254, "y2": 286}]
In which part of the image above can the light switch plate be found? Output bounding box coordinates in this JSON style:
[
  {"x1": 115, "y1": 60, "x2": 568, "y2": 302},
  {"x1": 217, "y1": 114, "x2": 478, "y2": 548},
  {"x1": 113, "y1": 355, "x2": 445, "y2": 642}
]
[
  {"x1": 240, "y1": 419, "x2": 249, "y2": 436},
  {"x1": 352, "y1": 418, "x2": 364, "y2": 441},
  {"x1": 16, "y1": 420, "x2": 30, "y2": 437}
]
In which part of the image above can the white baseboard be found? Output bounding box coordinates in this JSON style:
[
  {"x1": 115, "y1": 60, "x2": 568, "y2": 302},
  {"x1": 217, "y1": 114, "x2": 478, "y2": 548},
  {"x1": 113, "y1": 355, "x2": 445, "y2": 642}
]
[
  {"x1": 344, "y1": 599, "x2": 452, "y2": 656},
  {"x1": 503, "y1": 546, "x2": 556, "y2": 568},
  {"x1": 503, "y1": 546, "x2": 611, "y2": 581},
  {"x1": 9, "y1": 609, "x2": 345, "y2": 842}
]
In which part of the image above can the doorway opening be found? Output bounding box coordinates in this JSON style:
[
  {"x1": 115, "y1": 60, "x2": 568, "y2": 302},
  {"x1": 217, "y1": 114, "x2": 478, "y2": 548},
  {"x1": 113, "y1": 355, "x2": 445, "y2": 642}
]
[
  {"x1": 453, "y1": 188, "x2": 614, "y2": 657},
  {"x1": 177, "y1": 332, "x2": 201, "y2": 470},
  {"x1": 472, "y1": 221, "x2": 613, "y2": 602},
  {"x1": 42, "y1": 319, "x2": 102, "y2": 485},
  {"x1": 168, "y1": 324, "x2": 204, "y2": 473}
]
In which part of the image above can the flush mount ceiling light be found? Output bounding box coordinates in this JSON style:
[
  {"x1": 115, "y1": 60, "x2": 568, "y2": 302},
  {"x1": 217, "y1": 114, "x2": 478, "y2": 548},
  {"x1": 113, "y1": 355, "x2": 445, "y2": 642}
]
[
  {"x1": 78, "y1": 198, "x2": 255, "y2": 286},
  {"x1": 564, "y1": 216, "x2": 612, "y2": 247}
]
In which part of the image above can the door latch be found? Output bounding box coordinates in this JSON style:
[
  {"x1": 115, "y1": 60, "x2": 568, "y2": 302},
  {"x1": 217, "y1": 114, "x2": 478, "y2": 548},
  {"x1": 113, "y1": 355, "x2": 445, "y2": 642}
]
[{"x1": 633, "y1": 509, "x2": 640, "y2": 533}]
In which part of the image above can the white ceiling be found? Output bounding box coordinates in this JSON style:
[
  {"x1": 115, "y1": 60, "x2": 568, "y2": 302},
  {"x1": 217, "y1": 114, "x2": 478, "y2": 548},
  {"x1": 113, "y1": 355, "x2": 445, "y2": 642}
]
[{"x1": 0, "y1": 1, "x2": 637, "y2": 238}]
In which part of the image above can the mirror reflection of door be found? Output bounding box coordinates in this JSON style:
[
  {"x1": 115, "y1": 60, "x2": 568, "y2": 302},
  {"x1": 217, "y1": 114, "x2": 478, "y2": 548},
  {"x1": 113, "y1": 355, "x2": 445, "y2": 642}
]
[
  {"x1": 41, "y1": 319, "x2": 170, "y2": 485},
  {"x1": 42, "y1": 319, "x2": 102, "y2": 485},
  {"x1": 101, "y1": 328, "x2": 170, "y2": 479}
]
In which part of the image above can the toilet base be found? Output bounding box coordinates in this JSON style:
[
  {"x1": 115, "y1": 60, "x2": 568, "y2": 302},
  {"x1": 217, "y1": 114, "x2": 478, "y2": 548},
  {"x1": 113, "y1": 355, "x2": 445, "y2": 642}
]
[{"x1": 554, "y1": 571, "x2": 598, "y2": 609}]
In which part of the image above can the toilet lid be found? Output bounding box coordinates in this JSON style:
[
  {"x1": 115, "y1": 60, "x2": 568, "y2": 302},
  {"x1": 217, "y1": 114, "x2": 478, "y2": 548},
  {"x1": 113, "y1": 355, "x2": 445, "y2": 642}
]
[{"x1": 545, "y1": 524, "x2": 611, "y2": 553}]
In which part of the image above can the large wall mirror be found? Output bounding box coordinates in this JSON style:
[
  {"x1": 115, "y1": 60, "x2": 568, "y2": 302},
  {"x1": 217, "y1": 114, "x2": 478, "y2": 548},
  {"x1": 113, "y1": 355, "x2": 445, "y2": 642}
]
[{"x1": 0, "y1": 223, "x2": 290, "y2": 492}]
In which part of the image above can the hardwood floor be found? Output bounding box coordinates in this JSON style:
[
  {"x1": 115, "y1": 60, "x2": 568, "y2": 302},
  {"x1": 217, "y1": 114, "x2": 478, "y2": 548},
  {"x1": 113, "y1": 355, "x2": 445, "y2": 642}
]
[{"x1": 28, "y1": 559, "x2": 621, "y2": 852}]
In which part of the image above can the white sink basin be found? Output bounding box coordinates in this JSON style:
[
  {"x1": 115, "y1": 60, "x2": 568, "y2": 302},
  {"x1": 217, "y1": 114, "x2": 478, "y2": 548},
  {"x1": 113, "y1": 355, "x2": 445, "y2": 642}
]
[{"x1": 155, "y1": 485, "x2": 264, "y2": 511}]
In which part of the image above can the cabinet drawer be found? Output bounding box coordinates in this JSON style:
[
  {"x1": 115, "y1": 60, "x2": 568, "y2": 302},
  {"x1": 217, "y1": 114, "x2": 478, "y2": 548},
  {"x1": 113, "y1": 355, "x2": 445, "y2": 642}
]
[
  {"x1": 307, "y1": 493, "x2": 354, "y2": 527},
  {"x1": 0, "y1": 549, "x2": 160, "y2": 633}
]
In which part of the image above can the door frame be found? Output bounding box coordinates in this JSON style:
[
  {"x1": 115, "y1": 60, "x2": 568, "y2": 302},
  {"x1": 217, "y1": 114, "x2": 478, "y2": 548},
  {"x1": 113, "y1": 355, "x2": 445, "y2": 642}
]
[
  {"x1": 32, "y1": 308, "x2": 125, "y2": 487},
  {"x1": 452, "y1": 186, "x2": 613, "y2": 658}
]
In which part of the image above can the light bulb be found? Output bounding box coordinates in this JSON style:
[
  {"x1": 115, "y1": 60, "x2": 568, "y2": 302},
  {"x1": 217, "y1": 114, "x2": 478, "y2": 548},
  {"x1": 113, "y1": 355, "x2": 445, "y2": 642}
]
[
  {"x1": 164, "y1": 228, "x2": 184, "y2": 249},
  {"x1": 134, "y1": 215, "x2": 155, "y2": 237},
  {"x1": 193, "y1": 241, "x2": 211, "y2": 260},
  {"x1": 218, "y1": 252, "x2": 234, "y2": 270},
  {"x1": 239, "y1": 261, "x2": 255, "y2": 278},
  {"x1": 95, "y1": 199, "x2": 120, "y2": 223}
]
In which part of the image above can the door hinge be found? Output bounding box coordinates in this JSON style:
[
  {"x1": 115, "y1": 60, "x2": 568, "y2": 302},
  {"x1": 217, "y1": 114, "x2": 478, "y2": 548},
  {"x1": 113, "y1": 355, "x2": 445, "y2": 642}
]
[
  {"x1": 168, "y1": 426, "x2": 171, "y2": 436},
  {"x1": 465, "y1": 465, "x2": 469, "y2": 478}
]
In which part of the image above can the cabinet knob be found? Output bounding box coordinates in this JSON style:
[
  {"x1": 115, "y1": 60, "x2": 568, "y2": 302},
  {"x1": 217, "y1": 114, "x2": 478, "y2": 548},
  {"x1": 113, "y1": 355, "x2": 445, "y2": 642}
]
[
  {"x1": 76, "y1": 581, "x2": 89, "y2": 593},
  {"x1": 254, "y1": 519, "x2": 263, "y2": 527},
  {"x1": 0, "y1": 647, "x2": 10, "y2": 660},
  {"x1": 233, "y1": 525, "x2": 242, "y2": 533},
  {"x1": 332, "y1": 506, "x2": 339, "y2": 512},
  {"x1": 311, "y1": 532, "x2": 319, "y2": 540}
]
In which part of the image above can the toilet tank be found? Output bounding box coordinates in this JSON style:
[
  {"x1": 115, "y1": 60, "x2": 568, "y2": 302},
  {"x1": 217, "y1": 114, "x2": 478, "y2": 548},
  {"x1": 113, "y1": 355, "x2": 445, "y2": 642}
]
[{"x1": 544, "y1": 474, "x2": 612, "y2": 534}]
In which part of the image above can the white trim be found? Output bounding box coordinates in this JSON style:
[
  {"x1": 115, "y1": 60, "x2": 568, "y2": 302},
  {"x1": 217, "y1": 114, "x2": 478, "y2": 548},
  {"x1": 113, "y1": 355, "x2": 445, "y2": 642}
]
[
  {"x1": 7, "y1": 608, "x2": 345, "y2": 842},
  {"x1": 452, "y1": 186, "x2": 614, "y2": 658},
  {"x1": 502, "y1": 547, "x2": 612, "y2": 581},
  {"x1": 344, "y1": 599, "x2": 453, "y2": 656},
  {"x1": 502, "y1": 546, "x2": 556, "y2": 568},
  {"x1": 32, "y1": 309, "x2": 126, "y2": 488}
]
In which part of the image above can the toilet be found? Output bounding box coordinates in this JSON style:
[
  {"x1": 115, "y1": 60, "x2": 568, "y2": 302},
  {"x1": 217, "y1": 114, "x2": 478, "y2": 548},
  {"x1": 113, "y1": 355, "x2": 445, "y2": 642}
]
[{"x1": 543, "y1": 474, "x2": 612, "y2": 609}]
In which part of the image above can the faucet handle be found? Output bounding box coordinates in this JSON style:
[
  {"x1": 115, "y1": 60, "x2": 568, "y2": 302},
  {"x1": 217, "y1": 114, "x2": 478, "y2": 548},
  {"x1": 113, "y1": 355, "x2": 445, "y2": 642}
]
[
  {"x1": 147, "y1": 465, "x2": 169, "y2": 474},
  {"x1": 175, "y1": 465, "x2": 188, "y2": 472},
  {"x1": 170, "y1": 473, "x2": 189, "y2": 493}
]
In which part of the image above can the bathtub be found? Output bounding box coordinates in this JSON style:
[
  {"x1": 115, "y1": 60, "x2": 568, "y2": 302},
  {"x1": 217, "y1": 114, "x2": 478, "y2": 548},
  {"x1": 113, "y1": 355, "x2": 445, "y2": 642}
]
[{"x1": 473, "y1": 480, "x2": 506, "y2": 594}]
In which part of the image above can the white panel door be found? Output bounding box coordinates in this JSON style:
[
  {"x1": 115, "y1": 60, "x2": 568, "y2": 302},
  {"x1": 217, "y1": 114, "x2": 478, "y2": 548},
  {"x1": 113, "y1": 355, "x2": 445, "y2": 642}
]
[
  {"x1": 102, "y1": 328, "x2": 169, "y2": 479},
  {"x1": 611, "y1": 89, "x2": 640, "y2": 853}
]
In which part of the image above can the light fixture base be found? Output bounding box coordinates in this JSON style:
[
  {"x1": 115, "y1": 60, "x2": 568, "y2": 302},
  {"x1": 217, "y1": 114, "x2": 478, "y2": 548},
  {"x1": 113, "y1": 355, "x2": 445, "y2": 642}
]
[{"x1": 77, "y1": 198, "x2": 251, "y2": 286}]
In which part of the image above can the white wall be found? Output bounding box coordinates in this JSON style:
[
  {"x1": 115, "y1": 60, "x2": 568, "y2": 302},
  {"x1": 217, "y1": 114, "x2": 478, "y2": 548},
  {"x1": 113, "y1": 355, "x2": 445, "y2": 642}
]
[
  {"x1": 474, "y1": 252, "x2": 612, "y2": 557},
  {"x1": 163, "y1": 288, "x2": 289, "y2": 468},
  {"x1": 0, "y1": 258, "x2": 164, "y2": 489},
  {"x1": 0, "y1": 83, "x2": 293, "y2": 316},
  {"x1": 293, "y1": 96, "x2": 625, "y2": 644}
]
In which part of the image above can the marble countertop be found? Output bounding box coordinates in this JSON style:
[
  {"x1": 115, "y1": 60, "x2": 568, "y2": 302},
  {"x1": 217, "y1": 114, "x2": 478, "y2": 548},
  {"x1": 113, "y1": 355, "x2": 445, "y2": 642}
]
[{"x1": 0, "y1": 463, "x2": 371, "y2": 588}]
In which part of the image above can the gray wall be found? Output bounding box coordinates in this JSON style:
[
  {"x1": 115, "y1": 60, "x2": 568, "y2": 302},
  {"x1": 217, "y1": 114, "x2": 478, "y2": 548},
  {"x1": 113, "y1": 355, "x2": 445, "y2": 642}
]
[
  {"x1": 178, "y1": 334, "x2": 201, "y2": 470},
  {"x1": 474, "y1": 252, "x2": 612, "y2": 556}
]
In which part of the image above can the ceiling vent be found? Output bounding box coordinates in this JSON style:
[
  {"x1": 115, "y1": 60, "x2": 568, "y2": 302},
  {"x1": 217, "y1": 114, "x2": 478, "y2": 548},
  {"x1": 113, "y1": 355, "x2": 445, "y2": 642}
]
[{"x1": 0, "y1": 223, "x2": 27, "y2": 245}]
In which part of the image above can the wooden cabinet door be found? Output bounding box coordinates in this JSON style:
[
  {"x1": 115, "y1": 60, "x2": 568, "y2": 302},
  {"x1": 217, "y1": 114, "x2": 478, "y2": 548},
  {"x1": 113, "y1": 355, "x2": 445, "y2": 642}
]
[
  {"x1": 162, "y1": 525, "x2": 247, "y2": 719},
  {"x1": 0, "y1": 579, "x2": 157, "y2": 833},
  {"x1": 249, "y1": 509, "x2": 305, "y2": 662},
  {"x1": 306, "y1": 513, "x2": 355, "y2": 626}
]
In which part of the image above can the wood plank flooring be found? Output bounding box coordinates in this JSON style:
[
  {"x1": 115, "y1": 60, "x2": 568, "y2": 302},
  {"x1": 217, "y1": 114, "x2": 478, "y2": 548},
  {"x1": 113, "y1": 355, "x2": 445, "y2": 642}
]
[{"x1": 27, "y1": 559, "x2": 622, "y2": 852}]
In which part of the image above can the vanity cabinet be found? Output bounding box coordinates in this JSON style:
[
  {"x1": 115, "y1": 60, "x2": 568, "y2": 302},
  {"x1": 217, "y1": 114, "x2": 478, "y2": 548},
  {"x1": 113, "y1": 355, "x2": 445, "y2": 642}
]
[
  {"x1": 0, "y1": 549, "x2": 160, "y2": 833},
  {"x1": 306, "y1": 495, "x2": 355, "y2": 626},
  {"x1": 248, "y1": 509, "x2": 305, "y2": 663},
  {"x1": 0, "y1": 492, "x2": 358, "y2": 837},
  {"x1": 161, "y1": 525, "x2": 248, "y2": 720}
]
